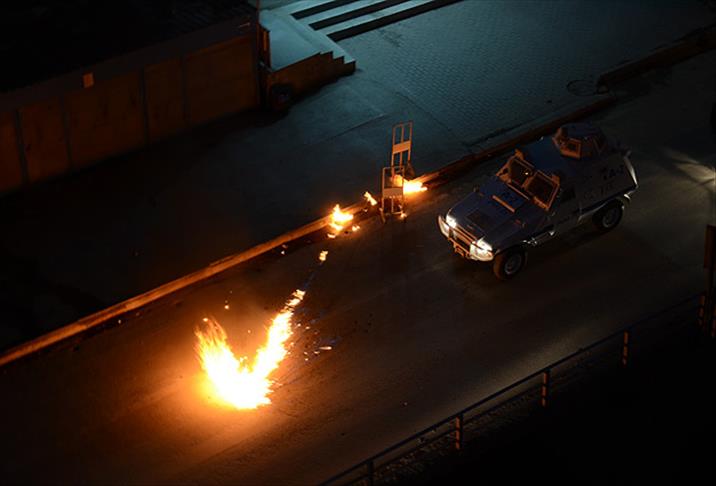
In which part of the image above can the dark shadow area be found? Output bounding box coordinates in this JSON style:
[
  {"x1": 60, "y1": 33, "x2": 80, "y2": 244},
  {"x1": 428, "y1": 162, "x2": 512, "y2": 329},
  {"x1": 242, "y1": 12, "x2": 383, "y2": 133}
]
[
  {"x1": 0, "y1": 0, "x2": 254, "y2": 92},
  {"x1": 396, "y1": 325, "x2": 716, "y2": 486}
]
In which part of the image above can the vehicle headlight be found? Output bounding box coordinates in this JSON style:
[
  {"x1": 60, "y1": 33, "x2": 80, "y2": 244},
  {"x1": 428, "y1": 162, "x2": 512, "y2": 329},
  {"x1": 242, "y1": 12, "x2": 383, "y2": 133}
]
[
  {"x1": 470, "y1": 239, "x2": 494, "y2": 261},
  {"x1": 445, "y1": 215, "x2": 457, "y2": 229},
  {"x1": 476, "y1": 238, "x2": 492, "y2": 252}
]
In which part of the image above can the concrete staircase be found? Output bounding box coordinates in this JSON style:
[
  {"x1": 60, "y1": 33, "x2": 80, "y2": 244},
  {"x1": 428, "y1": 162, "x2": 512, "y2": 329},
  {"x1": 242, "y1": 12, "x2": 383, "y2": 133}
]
[
  {"x1": 259, "y1": 0, "x2": 461, "y2": 104},
  {"x1": 260, "y1": 8, "x2": 356, "y2": 101},
  {"x1": 279, "y1": 0, "x2": 462, "y2": 41}
]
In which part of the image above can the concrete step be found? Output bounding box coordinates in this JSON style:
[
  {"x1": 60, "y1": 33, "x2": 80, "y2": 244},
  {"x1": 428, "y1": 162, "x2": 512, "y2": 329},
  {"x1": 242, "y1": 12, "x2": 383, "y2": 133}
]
[
  {"x1": 261, "y1": 10, "x2": 355, "y2": 70},
  {"x1": 300, "y1": 0, "x2": 401, "y2": 29},
  {"x1": 284, "y1": 0, "x2": 362, "y2": 20},
  {"x1": 261, "y1": 10, "x2": 320, "y2": 70},
  {"x1": 321, "y1": 0, "x2": 462, "y2": 41},
  {"x1": 332, "y1": 54, "x2": 357, "y2": 76},
  {"x1": 260, "y1": 9, "x2": 355, "y2": 97}
]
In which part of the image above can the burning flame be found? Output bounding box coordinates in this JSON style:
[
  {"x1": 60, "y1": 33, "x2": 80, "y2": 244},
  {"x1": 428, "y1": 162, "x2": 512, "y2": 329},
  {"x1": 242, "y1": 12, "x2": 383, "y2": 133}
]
[
  {"x1": 329, "y1": 204, "x2": 354, "y2": 234},
  {"x1": 319, "y1": 250, "x2": 328, "y2": 262},
  {"x1": 363, "y1": 192, "x2": 378, "y2": 206},
  {"x1": 403, "y1": 180, "x2": 427, "y2": 194},
  {"x1": 195, "y1": 289, "x2": 305, "y2": 409},
  {"x1": 393, "y1": 175, "x2": 427, "y2": 194}
]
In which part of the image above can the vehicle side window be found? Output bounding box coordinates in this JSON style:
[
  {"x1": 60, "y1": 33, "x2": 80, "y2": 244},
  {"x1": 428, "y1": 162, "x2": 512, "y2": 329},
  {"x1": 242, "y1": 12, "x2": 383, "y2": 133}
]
[{"x1": 562, "y1": 139, "x2": 581, "y2": 158}]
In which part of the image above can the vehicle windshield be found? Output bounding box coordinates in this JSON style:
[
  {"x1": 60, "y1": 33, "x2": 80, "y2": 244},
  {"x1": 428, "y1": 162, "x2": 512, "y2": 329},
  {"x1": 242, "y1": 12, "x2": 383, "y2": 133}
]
[
  {"x1": 498, "y1": 156, "x2": 533, "y2": 188},
  {"x1": 506, "y1": 157, "x2": 533, "y2": 185},
  {"x1": 523, "y1": 172, "x2": 557, "y2": 208},
  {"x1": 497, "y1": 153, "x2": 559, "y2": 210}
]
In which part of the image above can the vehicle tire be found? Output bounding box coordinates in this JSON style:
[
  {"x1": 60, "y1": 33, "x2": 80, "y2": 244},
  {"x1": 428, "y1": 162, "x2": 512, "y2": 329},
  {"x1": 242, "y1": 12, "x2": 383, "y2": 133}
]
[
  {"x1": 493, "y1": 247, "x2": 527, "y2": 280},
  {"x1": 593, "y1": 201, "x2": 623, "y2": 233}
]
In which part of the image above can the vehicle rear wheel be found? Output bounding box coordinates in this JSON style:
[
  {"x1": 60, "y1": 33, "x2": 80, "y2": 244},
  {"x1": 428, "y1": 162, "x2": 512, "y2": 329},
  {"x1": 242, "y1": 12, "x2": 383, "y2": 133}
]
[
  {"x1": 593, "y1": 201, "x2": 623, "y2": 233},
  {"x1": 493, "y1": 247, "x2": 526, "y2": 280}
]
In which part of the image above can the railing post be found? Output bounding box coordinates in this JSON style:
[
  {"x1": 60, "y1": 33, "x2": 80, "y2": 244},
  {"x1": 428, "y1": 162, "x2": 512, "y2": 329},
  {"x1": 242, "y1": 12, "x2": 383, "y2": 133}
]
[
  {"x1": 540, "y1": 370, "x2": 550, "y2": 408},
  {"x1": 366, "y1": 460, "x2": 374, "y2": 486},
  {"x1": 454, "y1": 413, "x2": 463, "y2": 451},
  {"x1": 703, "y1": 225, "x2": 716, "y2": 338},
  {"x1": 697, "y1": 292, "x2": 716, "y2": 338},
  {"x1": 621, "y1": 330, "x2": 630, "y2": 367},
  {"x1": 709, "y1": 296, "x2": 716, "y2": 339}
]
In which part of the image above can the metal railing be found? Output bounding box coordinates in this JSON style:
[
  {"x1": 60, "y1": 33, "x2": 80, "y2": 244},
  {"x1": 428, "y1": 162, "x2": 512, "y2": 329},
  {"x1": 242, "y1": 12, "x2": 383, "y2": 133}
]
[{"x1": 321, "y1": 294, "x2": 701, "y2": 486}]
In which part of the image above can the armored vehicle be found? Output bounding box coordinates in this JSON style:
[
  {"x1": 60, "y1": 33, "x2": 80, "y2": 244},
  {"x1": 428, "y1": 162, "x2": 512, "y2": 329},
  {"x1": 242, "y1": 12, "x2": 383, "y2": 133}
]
[{"x1": 438, "y1": 123, "x2": 638, "y2": 280}]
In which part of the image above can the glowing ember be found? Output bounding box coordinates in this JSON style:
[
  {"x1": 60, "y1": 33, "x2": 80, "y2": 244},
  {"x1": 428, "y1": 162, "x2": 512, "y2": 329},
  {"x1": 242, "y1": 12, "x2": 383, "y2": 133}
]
[
  {"x1": 352, "y1": 225, "x2": 360, "y2": 232},
  {"x1": 393, "y1": 175, "x2": 427, "y2": 194},
  {"x1": 195, "y1": 289, "x2": 305, "y2": 409},
  {"x1": 363, "y1": 191, "x2": 378, "y2": 206},
  {"x1": 319, "y1": 250, "x2": 328, "y2": 262},
  {"x1": 329, "y1": 204, "x2": 354, "y2": 233}
]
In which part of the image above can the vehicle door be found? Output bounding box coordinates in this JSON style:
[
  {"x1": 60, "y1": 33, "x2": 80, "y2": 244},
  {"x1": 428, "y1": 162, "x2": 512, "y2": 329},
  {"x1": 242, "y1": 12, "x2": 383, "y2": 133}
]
[{"x1": 550, "y1": 185, "x2": 580, "y2": 235}]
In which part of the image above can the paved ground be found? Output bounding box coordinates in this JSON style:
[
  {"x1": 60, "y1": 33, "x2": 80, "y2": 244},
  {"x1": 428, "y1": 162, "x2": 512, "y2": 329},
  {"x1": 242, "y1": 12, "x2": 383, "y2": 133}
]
[
  {"x1": 340, "y1": 0, "x2": 716, "y2": 145},
  {"x1": 1, "y1": 0, "x2": 713, "y2": 350},
  {"x1": 0, "y1": 48, "x2": 714, "y2": 485}
]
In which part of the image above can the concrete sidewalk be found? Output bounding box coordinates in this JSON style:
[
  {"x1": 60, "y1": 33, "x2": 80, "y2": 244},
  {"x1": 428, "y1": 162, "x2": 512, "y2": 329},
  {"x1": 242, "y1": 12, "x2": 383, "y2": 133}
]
[{"x1": 1, "y1": 0, "x2": 714, "y2": 349}]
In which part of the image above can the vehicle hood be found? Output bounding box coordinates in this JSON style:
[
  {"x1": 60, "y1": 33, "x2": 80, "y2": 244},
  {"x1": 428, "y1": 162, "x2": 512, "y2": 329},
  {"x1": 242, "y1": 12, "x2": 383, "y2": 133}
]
[{"x1": 447, "y1": 177, "x2": 547, "y2": 247}]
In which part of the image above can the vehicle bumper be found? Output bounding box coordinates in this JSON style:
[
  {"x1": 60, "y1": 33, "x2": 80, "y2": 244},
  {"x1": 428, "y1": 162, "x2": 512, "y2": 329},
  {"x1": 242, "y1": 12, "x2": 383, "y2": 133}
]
[{"x1": 438, "y1": 216, "x2": 494, "y2": 261}]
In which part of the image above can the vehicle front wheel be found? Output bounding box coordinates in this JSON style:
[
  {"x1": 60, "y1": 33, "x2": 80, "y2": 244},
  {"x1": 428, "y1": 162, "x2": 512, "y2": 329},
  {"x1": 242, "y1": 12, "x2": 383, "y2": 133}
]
[
  {"x1": 593, "y1": 201, "x2": 623, "y2": 233},
  {"x1": 493, "y1": 247, "x2": 527, "y2": 280}
]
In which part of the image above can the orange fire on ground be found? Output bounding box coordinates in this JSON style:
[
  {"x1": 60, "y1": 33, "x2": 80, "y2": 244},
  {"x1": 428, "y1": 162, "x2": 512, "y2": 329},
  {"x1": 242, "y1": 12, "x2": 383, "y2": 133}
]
[
  {"x1": 328, "y1": 204, "x2": 354, "y2": 236},
  {"x1": 363, "y1": 191, "x2": 378, "y2": 206},
  {"x1": 393, "y1": 175, "x2": 427, "y2": 194},
  {"x1": 195, "y1": 289, "x2": 305, "y2": 409}
]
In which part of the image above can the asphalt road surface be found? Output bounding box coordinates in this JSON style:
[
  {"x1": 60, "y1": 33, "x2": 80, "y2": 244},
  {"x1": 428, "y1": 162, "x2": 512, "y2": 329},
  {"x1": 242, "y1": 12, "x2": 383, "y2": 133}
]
[{"x1": 1, "y1": 52, "x2": 714, "y2": 485}]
